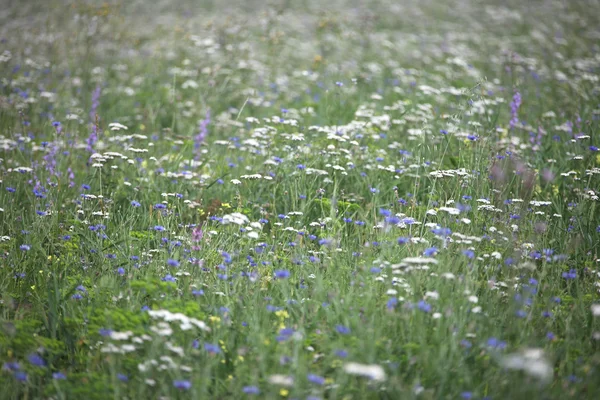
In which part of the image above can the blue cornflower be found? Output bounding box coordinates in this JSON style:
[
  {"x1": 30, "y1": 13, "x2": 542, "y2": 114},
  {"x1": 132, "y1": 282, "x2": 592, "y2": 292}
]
[
  {"x1": 20, "y1": 244, "x2": 31, "y2": 251},
  {"x1": 462, "y1": 249, "x2": 475, "y2": 259},
  {"x1": 417, "y1": 300, "x2": 431, "y2": 313},
  {"x1": 204, "y1": 343, "x2": 221, "y2": 354},
  {"x1": 14, "y1": 371, "x2": 27, "y2": 381},
  {"x1": 385, "y1": 215, "x2": 401, "y2": 225},
  {"x1": 486, "y1": 337, "x2": 506, "y2": 349},
  {"x1": 397, "y1": 237, "x2": 410, "y2": 244},
  {"x1": 431, "y1": 227, "x2": 451, "y2": 237},
  {"x1": 53, "y1": 372, "x2": 67, "y2": 380},
  {"x1": 130, "y1": 200, "x2": 141, "y2": 207},
  {"x1": 562, "y1": 269, "x2": 577, "y2": 280},
  {"x1": 27, "y1": 354, "x2": 46, "y2": 367},
  {"x1": 274, "y1": 270, "x2": 290, "y2": 279},
  {"x1": 3, "y1": 361, "x2": 20, "y2": 371},
  {"x1": 335, "y1": 349, "x2": 348, "y2": 358},
  {"x1": 174, "y1": 380, "x2": 192, "y2": 390},
  {"x1": 162, "y1": 274, "x2": 177, "y2": 282},
  {"x1": 167, "y1": 259, "x2": 180, "y2": 267},
  {"x1": 423, "y1": 247, "x2": 438, "y2": 257},
  {"x1": 307, "y1": 374, "x2": 326, "y2": 385},
  {"x1": 335, "y1": 325, "x2": 351, "y2": 335},
  {"x1": 386, "y1": 297, "x2": 398, "y2": 310},
  {"x1": 243, "y1": 386, "x2": 260, "y2": 394},
  {"x1": 98, "y1": 328, "x2": 113, "y2": 337}
]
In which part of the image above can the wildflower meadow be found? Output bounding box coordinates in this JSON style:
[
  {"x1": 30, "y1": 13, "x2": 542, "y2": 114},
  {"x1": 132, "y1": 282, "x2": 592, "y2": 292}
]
[{"x1": 1, "y1": 0, "x2": 600, "y2": 399}]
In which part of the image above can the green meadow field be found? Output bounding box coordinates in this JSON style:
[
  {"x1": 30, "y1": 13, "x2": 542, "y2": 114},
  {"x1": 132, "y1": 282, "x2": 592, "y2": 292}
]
[{"x1": 1, "y1": 0, "x2": 599, "y2": 398}]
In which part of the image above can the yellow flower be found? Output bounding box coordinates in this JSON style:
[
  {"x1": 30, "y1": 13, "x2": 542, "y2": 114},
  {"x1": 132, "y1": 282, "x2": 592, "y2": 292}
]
[{"x1": 279, "y1": 389, "x2": 289, "y2": 397}]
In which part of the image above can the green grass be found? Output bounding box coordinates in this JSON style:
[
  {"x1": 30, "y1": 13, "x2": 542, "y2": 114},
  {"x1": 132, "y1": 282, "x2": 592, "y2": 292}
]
[{"x1": 1, "y1": 0, "x2": 600, "y2": 399}]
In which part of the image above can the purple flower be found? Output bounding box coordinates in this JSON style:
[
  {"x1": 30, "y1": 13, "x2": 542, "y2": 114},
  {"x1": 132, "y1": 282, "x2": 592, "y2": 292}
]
[
  {"x1": 75, "y1": 285, "x2": 87, "y2": 293},
  {"x1": 431, "y1": 227, "x2": 451, "y2": 237},
  {"x1": 307, "y1": 373, "x2": 326, "y2": 385},
  {"x1": 167, "y1": 259, "x2": 180, "y2": 267},
  {"x1": 99, "y1": 328, "x2": 113, "y2": 337},
  {"x1": 334, "y1": 349, "x2": 348, "y2": 358},
  {"x1": 509, "y1": 90, "x2": 522, "y2": 129},
  {"x1": 194, "y1": 109, "x2": 210, "y2": 159},
  {"x1": 417, "y1": 300, "x2": 431, "y2": 313},
  {"x1": 117, "y1": 373, "x2": 128, "y2": 382},
  {"x1": 3, "y1": 362, "x2": 20, "y2": 371},
  {"x1": 423, "y1": 247, "x2": 438, "y2": 257},
  {"x1": 274, "y1": 270, "x2": 290, "y2": 279},
  {"x1": 204, "y1": 343, "x2": 221, "y2": 354},
  {"x1": 397, "y1": 237, "x2": 410, "y2": 245},
  {"x1": 562, "y1": 269, "x2": 577, "y2": 280},
  {"x1": 243, "y1": 386, "x2": 260, "y2": 394},
  {"x1": 386, "y1": 297, "x2": 398, "y2": 310},
  {"x1": 174, "y1": 380, "x2": 192, "y2": 390},
  {"x1": 379, "y1": 208, "x2": 392, "y2": 217},
  {"x1": 19, "y1": 244, "x2": 31, "y2": 251},
  {"x1": 130, "y1": 200, "x2": 141, "y2": 207},
  {"x1": 335, "y1": 325, "x2": 351, "y2": 335},
  {"x1": 53, "y1": 372, "x2": 67, "y2": 380},
  {"x1": 14, "y1": 371, "x2": 28, "y2": 381},
  {"x1": 486, "y1": 337, "x2": 507, "y2": 350},
  {"x1": 462, "y1": 249, "x2": 475, "y2": 259}
]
